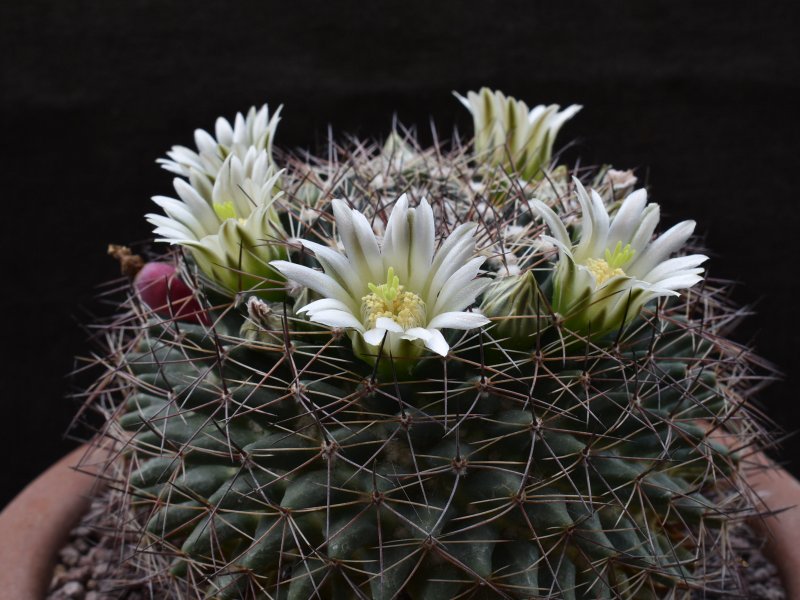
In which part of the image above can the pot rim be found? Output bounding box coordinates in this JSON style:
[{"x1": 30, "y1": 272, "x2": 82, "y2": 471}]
[{"x1": 0, "y1": 444, "x2": 103, "y2": 600}]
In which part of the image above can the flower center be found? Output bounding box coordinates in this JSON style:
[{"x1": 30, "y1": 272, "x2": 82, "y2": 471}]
[
  {"x1": 361, "y1": 267, "x2": 426, "y2": 329},
  {"x1": 585, "y1": 242, "x2": 635, "y2": 286},
  {"x1": 213, "y1": 201, "x2": 247, "y2": 224}
]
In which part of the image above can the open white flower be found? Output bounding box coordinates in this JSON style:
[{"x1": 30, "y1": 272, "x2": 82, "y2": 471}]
[
  {"x1": 530, "y1": 178, "x2": 708, "y2": 335},
  {"x1": 147, "y1": 147, "x2": 287, "y2": 297},
  {"x1": 271, "y1": 195, "x2": 491, "y2": 359},
  {"x1": 157, "y1": 103, "x2": 282, "y2": 183},
  {"x1": 455, "y1": 87, "x2": 581, "y2": 181}
]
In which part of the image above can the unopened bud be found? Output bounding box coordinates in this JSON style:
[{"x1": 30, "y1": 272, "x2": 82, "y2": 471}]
[{"x1": 480, "y1": 271, "x2": 546, "y2": 349}]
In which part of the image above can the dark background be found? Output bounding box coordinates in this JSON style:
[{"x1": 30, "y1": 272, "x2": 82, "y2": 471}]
[{"x1": 1, "y1": 1, "x2": 798, "y2": 508}]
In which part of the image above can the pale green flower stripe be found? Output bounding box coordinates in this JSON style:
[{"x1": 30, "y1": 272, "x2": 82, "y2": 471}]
[
  {"x1": 531, "y1": 178, "x2": 707, "y2": 335},
  {"x1": 271, "y1": 195, "x2": 491, "y2": 358}
]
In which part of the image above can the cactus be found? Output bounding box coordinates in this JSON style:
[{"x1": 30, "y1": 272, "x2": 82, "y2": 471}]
[{"x1": 84, "y1": 93, "x2": 771, "y2": 599}]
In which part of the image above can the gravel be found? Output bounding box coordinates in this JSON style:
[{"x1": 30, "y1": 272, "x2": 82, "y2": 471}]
[
  {"x1": 691, "y1": 525, "x2": 787, "y2": 600},
  {"x1": 46, "y1": 489, "x2": 160, "y2": 600}
]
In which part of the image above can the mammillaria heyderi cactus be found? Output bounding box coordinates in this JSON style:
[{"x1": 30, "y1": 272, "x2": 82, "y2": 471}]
[{"x1": 87, "y1": 88, "x2": 770, "y2": 599}]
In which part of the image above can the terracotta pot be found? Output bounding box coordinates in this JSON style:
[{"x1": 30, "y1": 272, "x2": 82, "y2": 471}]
[
  {"x1": 745, "y1": 456, "x2": 800, "y2": 599},
  {"x1": 0, "y1": 445, "x2": 101, "y2": 600},
  {"x1": 1, "y1": 445, "x2": 799, "y2": 600}
]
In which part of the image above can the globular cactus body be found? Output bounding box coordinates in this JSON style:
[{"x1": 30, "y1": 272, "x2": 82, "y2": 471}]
[
  {"x1": 86, "y1": 92, "x2": 768, "y2": 599},
  {"x1": 121, "y1": 305, "x2": 736, "y2": 599}
]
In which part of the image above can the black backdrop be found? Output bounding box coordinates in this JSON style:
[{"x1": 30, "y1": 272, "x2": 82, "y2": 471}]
[{"x1": 2, "y1": 1, "x2": 799, "y2": 507}]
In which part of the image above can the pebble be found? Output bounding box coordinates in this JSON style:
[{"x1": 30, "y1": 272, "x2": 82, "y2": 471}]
[
  {"x1": 58, "y1": 546, "x2": 80, "y2": 567},
  {"x1": 61, "y1": 581, "x2": 84, "y2": 598},
  {"x1": 46, "y1": 488, "x2": 163, "y2": 600}
]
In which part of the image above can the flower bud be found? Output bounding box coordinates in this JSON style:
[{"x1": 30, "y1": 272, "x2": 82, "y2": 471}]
[
  {"x1": 481, "y1": 271, "x2": 547, "y2": 349},
  {"x1": 240, "y1": 296, "x2": 286, "y2": 343}
]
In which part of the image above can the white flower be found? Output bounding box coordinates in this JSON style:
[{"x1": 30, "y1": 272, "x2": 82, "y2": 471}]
[
  {"x1": 147, "y1": 148, "x2": 287, "y2": 297},
  {"x1": 530, "y1": 178, "x2": 708, "y2": 335},
  {"x1": 271, "y1": 195, "x2": 491, "y2": 359},
  {"x1": 455, "y1": 87, "x2": 581, "y2": 181},
  {"x1": 157, "y1": 104, "x2": 282, "y2": 183}
]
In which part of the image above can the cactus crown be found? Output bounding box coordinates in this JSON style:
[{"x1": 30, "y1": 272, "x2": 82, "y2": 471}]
[{"x1": 82, "y1": 91, "x2": 772, "y2": 599}]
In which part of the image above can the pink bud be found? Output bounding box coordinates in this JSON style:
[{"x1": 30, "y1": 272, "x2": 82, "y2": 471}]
[{"x1": 134, "y1": 262, "x2": 209, "y2": 325}]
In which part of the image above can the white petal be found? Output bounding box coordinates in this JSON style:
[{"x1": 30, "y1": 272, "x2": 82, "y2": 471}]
[
  {"x1": 215, "y1": 118, "x2": 234, "y2": 146},
  {"x1": 528, "y1": 200, "x2": 571, "y2": 248},
  {"x1": 607, "y1": 188, "x2": 647, "y2": 248},
  {"x1": 382, "y1": 194, "x2": 410, "y2": 282},
  {"x1": 157, "y1": 159, "x2": 188, "y2": 176},
  {"x1": 648, "y1": 273, "x2": 704, "y2": 292},
  {"x1": 194, "y1": 129, "x2": 218, "y2": 154},
  {"x1": 332, "y1": 200, "x2": 383, "y2": 283},
  {"x1": 642, "y1": 254, "x2": 708, "y2": 283},
  {"x1": 232, "y1": 112, "x2": 247, "y2": 145},
  {"x1": 151, "y1": 195, "x2": 208, "y2": 239},
  {"x1": 402, "y1": 327, "x2": 433, "y2": 342},
  {"x1": 181, "y1": 238, "x2": 225, "y2": 262},
  {"x1": 407, "y1": 197, "x2": 436, "y2": 291},
  {"x1": 423, "y1": 329, "x2": 450, "y2": 356},
  {"x1": 146, "y1": 214, "x2": 196, "y2": 242},
  {"x1": 434, "y1": 277, "x2": 491, "y2": 315},
  {"x1": 432, "y1": 258, "x2": 486, "y2": 314},
  {"x1": 546, "y1": 104, "x2": 583, "y2": 138},
  {"x1": 375, "y1": 317, "x2": 404, "y2": 333},
  {"x1": 628, "y1": 220, "x2": 696, "y2": 278},
  {"x1": 270, "y1": 261, "x2": 355, "y2": 309},
  {"x1": 430, "y1": 222, "x2": 476, "y2": 271},
  {"x1": 297, "y1": 298, "x2": 353, "y2": 315},
  {"x1": 540, "y1": 234, "x2": 575, "y2": 260},
  {"x1": 351, "y1": 209, "x2": 385, "y2": 281},
  {"x1": 427, "y1": 311, "x2": 490, "y2": 330},
  {"x1": 589, "y1": 189, "x2": 611, "y2": 257},
  {"x1": 628, "y1": 204, "x2": 661, "y2": 255},
  {"x1": 572, "y1": 179, "x2": 595, "y2": 262},
  {"x1": 187, "y1": 168, "x2": 215, "y2": 202},
  {"x1": 513, "y1": 100, "x2": 539, "y2": 155},
  {"x1": 151, "y1": 233, "x2": 185, "y2": 244},
  {"x1": 152, "y1": 230, "x2": 193, "y2": 244},
  {"x1": 527, "y1": 104, "x2": 548, "y2": 125},
  {"x1": 171, "y1": 179, "x2": 219, "y2": 231},
  {"x1": 213, "y1": 155, "x2": 249, "y2": 216},
  {"x1": 453, "y1": 90, "x2": 471, "y2": 111},
  {"x1": 362, "y1": 328, "x2": 387, "y2": 346},
  {"x1": 425, "y1": 223, "x2": 479, "y2": 299},
  {"x1": 300, "y1": 240, "x2": 363, "y2": 293},
  {"x1": 307, "y1": 309, "x2": 365, "y2": 331}
]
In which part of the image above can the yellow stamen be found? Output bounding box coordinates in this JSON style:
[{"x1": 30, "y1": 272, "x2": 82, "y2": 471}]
[
  {"x1": 362, "y1": 267, "x2": 426, "y2": 329},
  {"x1": 585, "y1": 242, "x2": 635, "y2": 286},
  {"x1": 585, "y1": 258, "x2": 626, "y2": 286}
]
